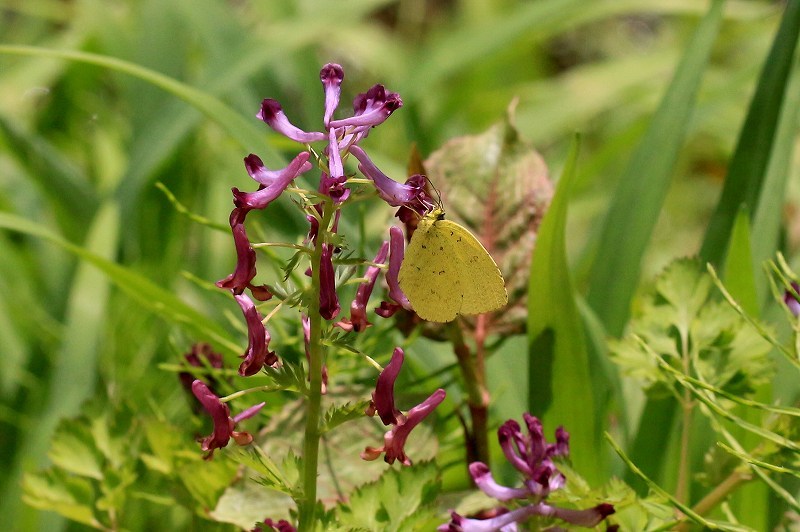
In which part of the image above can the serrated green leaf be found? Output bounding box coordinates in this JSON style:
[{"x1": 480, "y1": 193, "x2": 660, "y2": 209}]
[
  {"x1": 229, "y1": 447, "x2": 295, "y2": 496},
  {"x1": 177, "y1": 456, "x2": 237, "y2": 512},
  {"x1": 322, "y1": 401, "x2": 371, "y2": 433},
  {"x1": 336, "y1": 461, "x2": 439, "y2": 532},
  {"x1": 47, "y1": 420, "x2": 104, "y2": 481},
  {"x1": 610, "y1": 258, "x2": 772, "y2": 398},
  {"x1": 22, "y1": 469, "x2": 101, "y2": 529}
]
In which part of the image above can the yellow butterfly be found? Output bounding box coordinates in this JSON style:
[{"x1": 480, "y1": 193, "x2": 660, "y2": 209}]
[{"x1": 398, "y1": 208, "x2": 508, "y2": 322}]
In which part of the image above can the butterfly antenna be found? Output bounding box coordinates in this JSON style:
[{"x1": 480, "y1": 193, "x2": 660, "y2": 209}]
[{"x1": 424, "y1": 176, "x2": 444, "y2": 210}]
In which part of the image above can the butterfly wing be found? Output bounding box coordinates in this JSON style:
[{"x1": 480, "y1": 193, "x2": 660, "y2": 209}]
[
  {"x1": 399, "y1": 217, "x2": 463, "y2": 322},
  {"x1": 443, "y1": 220, "x2": 508, "y2": 316}
]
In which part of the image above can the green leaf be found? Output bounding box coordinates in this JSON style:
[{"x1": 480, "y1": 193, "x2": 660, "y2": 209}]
[
  {"x1": 22, "y1": 469, "x2": 101, "y2": 529},
  {"x1": 228, "y1": 447, "x2": 296, "y2": 497},
  {"x1": 723, "y1": 209, "x2": 759, "y2": 315},
  {"x1": 751, "y1": 52, "x2": 800, "y2": 301},
  {"x1": 527, "y1": 135, "x2": 601, "y2": 483},
  {"x1": 0, "y1": 45, "x2": 271, "y2": 157},
  {"x1": 336, "y1": 461, "x2": 439, "y2": 532},
  {"x1": 0, "y1": 211, "x2": 240, "y2": 354},
  {"x1": 721, "y1": 210, "x2": 770, "y2": 530},
  {"x1": 209, "y1": 476, "x2": 295, "y2": 530},
  {"x1": 586, "y1": 0, "x2": 726, "y2": 336},
  {"x1": 700, "y1": 0, "x2": 800, "y2": 265},
  {"x1": 322, "y1": 401, "x2": 371, "y2": 434},
  {"x1": 176, "y1": 456, "x2": 237, "y2": 512},
  {"x1": 610, "y1": 258, "x2": 773, "y2": 397},
  {"x1": 424, "y1": 105, "x2": 553, "y2": 330},
  {"x1": 47, "y1": 419, "x2": 104, "y2": 481}
]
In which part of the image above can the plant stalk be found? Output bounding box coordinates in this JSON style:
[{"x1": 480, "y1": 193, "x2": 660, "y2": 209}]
[{"x1": 297, "y1": 203, "x2": 333, "y2": 530}]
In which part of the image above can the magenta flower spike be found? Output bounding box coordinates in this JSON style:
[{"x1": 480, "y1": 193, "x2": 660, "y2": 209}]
[
  {"x1": 388, "y1": 226, "x2": 412, "y2": 307},
  {"x1": 330, "y1": 84, "x2": 402, "y2": 140},
  {"x1": 350, "y1": 146, "x2": 431, "y2": 212},
  {"x1": 256, "y1": 519, "x2": 297, "y2": 532},
  {"x1": 179, "y1": 343, "x2": 224, "y2": 395}
]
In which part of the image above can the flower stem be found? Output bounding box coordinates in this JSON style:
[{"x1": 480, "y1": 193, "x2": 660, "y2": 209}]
[
  {"x1": 448, "y1": 323, "x2": 490, "y2": 466},
  {"x1": 298, "y1": 202, "x2": 333, "y2": 530}
]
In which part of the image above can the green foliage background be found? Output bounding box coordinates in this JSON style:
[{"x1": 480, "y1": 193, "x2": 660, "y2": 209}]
[{"x1": 1, "y1": 0, "x2": 799, "y2": 530}]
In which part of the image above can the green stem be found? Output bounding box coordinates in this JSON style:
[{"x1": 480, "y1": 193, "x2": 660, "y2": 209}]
[
  {"x1": 676, "y1": 326, "x2": 692, "y2": 504},
  {"x1": 297, "y1": 202, "x2": 333, "y2": 530},
  {"x1": 447, "y1": 323, "x2": 490, "y2": 466}
]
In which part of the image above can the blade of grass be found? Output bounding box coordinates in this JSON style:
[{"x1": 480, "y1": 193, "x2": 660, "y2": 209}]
[
  {"x1": 721, "y1": 210, "x2": 769, "y2": 531},
  {"x1": 0, "y1": 115, "x2": 98, "y2": 238},
  {"x1": 586, "y1": 0, "x2": 726, "y2": 337},
  {"x1": 527, "y1": 136, "x2": 602, "y2": 484},
  {"x1": 700, "y1": 0, "x2": 800, "y2": 265},
  {"x1": 592, "y1": 1, "x2": 727, "y2": 490},
  {"x1": 0, "y1": 212, "x2": 239, "y2": 354},
  {"x1": 0, "y1": 45, "x2": 272, "y2": 157},
  {"x1": 751, "y1": 57, "x2": 800, "y2": 301}
]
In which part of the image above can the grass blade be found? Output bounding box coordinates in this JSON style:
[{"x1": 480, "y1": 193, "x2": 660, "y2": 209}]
[
  {"x1": 528, "y1": 136, "x2": 601, "y2": 483},
  {"x1": 586, "y1": 0, "x2": 726, "y2": 336},
  {"x1": 700, "y1": 0, "x2": 800, "y2": 265}
]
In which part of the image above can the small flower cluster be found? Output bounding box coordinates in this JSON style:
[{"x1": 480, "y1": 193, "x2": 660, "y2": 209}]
[
  {"x1": 362, "y1": 348, "x2": 447, "y2": 465},
  {"x1": 440, "y1": 414, "x2": 614, "y2": 530},
  {"x1": 190, "y1": 64, "x2": 443, "y2": 465}
]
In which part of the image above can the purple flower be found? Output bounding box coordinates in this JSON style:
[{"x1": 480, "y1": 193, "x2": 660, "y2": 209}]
[
  {"x1": 439, "y1": 415, "x2": 614, "y2": 530},
  {"x1": 331, "y1": 84, "x2": 402, "y2": 142},
  {"x1": 439, "y1": 503, "x2": 615, "y2": 531},
  {"x1": 254, "y1": 519, "x2": 296, "y2": 532},
  {"x1": 784, "y1": 282, "x2": 800, "y2": 317},
  {"x1": 366, "y1": 347, "x2": 405, "y2": 425},
  {"x1": 216, "y1": 208, "x2": 257, "y2": 294},
  {"x1": 498, "y1": 415, "x2": 567, "y2": 499},
  {"x1": 232, "y1": 152, "x2": 313, "y2": 211},
  {"x1": 363, "y1": 348, "x2": 446, "y2": 465},
  {"x1": 191, "y1": 380, "x2": 265, "y2": 459},
  {"x1": 319, "y1": 243, "x2": 340, "y2": 320},
  {"x1": 257, "y1": 99, "x2": 326, "y2": 144},
  {"x1": 351, "y1": 146, "x2": 432, "y2": 213},
  {"x1": 338, "y1": 241, "x2": 389, "y2": 332},
  {"x1": 377, "y1": 226, "x2": 412, "y2": 315},
  {"x1": 469, "y1": 463, "x2": 529, "y2": 501},
  {"x1": 235, "y1": 293, "x2": 278, "y2": 376},
  {"x1": 362, "y1": 388, "x2": 446, "y2": 466},
  {"x1": 320, "y1": 63, "x2": 344, "y2": 127}
]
